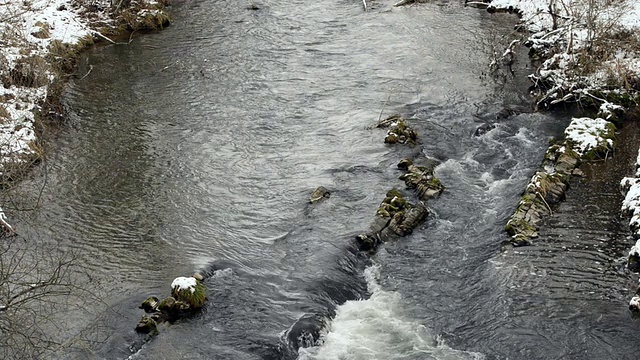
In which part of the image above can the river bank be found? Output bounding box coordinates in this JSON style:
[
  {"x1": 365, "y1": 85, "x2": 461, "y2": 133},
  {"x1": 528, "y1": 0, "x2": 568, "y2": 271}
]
[
  {"x1": 0, "y1": 0, "x2": 170, "y2": 179},
  {"x1": 481, "y1": 0, "x2": 640, "y2": 311}
]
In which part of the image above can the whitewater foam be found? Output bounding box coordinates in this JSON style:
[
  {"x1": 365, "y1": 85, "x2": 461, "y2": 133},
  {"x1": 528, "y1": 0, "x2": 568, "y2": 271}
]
[{"x1": 298, "y1": 266, "x2": 484, "y2": 360}]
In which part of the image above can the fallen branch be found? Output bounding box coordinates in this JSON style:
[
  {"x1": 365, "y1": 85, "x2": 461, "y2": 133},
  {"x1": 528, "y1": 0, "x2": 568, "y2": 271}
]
[
  {"x1": 465, "y1": 1, "x2": 489, "y2": 7},
  {"x1": 0, "y1": 208, "x2": 15, "y2": 235},
  {"x1": 394, "y1": 0, "x2": 415, "y2": 7},
  {"x1": 79, "y1": 65, "x2": 93, "y2": 80}
]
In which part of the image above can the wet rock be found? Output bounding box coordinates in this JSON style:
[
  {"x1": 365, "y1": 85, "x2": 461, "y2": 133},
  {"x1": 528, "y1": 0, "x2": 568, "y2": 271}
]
[
  {"x1": 309, "y1": 186, "x2": 330, "y2": 203},
  {"x1": 140, "y1": 296, "x2": 159, "y2": 313},
  {"x1": 377, "y1": 115, "x2": 418, "y2": 145},
  {"x1": 157, "y1": 296, "x2": 177, "y2": 313},
  {"x1": 399, "y1": 164, "x2": 444, "y2": 200},
  {"x1": 630, "y1": 295, "x2": 640, "y2": 313},
  {"x1": 496, "y1": 107, "x2": 521, "y2": 120},
  {"x1": 360, "y1": 189, "x2": 429, "y2": 252},
  {"x1": 505, "y1": 141, "x2": 585, "y2": 245},
  {"x1": 247, "y1": 3, "x2": 261, "y2": 10},
  {"x1": 135, "y1": 315, "x2": 158, "y2": 336},
  {"x1": 397, "y1": 158, "x2": 413, "y2": 170},
  {"x1": 134, "y1": 276, "x2": 207, "y2": 334},
  {"x1": 628, "y1": 240, "x2": 640, "y2": 272},
  {"x1": 355, "y1": 234, "x2": 378, "y2": 253},
  {"x1": 474, "y1": 123, "x2": 496, "y2": 137}
]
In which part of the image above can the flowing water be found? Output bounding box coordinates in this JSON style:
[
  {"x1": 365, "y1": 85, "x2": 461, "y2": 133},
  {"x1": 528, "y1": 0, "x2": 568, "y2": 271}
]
[{"x1": 7, "y1": 0, "x2": 640, "y2": 359}]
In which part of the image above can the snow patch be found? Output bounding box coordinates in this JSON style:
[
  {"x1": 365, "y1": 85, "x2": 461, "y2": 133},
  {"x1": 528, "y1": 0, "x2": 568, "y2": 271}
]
[
  {"x1": 171, "y1": 276, "x2": 197, "y2": 293},
  {"x1": 564, "y1": 117, "x2": 613, "y2": 156}
]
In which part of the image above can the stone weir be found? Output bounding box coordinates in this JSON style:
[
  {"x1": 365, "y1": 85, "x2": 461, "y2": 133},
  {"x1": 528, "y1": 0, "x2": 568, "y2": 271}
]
[
  {"x1": 356, "y1": 114, "x2": 444, "y2": 254},
  {"x1": 505, "y1": 115, "x2": 617, "y2": 246}
]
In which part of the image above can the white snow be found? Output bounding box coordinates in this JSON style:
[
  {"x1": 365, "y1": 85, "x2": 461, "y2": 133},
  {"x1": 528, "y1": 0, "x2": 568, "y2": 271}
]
[
  {"x1": 489, "y1": 0, "x2": 640, "y2": 110},
  {"x1": 171, "y1": 276, "x2": 197, "y2": 293},
  {"x1": 0, "y1": 0, "x2": 108, "y2": 170},
  {"x1": 630, "y1": 295, "x2": 640, "y2": 311},
  {"x1": 563, "y1": 117, "x2": 613, "y2": 156}
]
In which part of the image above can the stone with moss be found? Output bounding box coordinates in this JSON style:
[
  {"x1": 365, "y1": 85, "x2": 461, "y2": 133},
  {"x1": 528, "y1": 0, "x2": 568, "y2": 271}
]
[
  {"x1": 399, "y1": 164, "x2": 444, "y2": 200},
  {"x1": 157, "y1": 296, "x2": 176, "y2": 313},
  {"x1": 383, "y1": 118, "x2": 418, "y2": 144},
  {"x1": 170, "y1": 276, "x2": 207, "y2": 310},
  {"x1": 135, "y1": 315, "x2": 158, "y2": 336},
  {"x1": 140, "y1": 296, "x2": 159, "y2": 313}
]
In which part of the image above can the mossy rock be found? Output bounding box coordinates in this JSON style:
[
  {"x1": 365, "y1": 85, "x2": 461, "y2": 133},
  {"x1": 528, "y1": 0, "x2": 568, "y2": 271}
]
[
  {"x1": 135, "y1": 315, "x2": 158, "y2": 336},
  {"x1": 170, "y1": 277, "x2": 207, "y2": 309},
  {"x1": 140, "y1": 296, "x2": 159, "y2": 313},
  {"x1": 309, "y1": 186, "x2": 331, "y2": 203},
  {"x1": 397, "y1": 158, "x2": 413, "y2": 170},
  {"x1": 355, "y1": 234, "x2": 377, "y2": 252},
  {"x1": 157, "y1": 296, "x2": 176, "y2": 312}
]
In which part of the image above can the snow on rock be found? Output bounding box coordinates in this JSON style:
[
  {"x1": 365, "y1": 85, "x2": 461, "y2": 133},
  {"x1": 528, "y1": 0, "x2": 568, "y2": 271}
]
[
  {"x1": 171, "y1": 276, "x2": 197, "y2": 293},
  {"x1": 630, "y1": 295, "x2": 640, "y2": 312},
  {"x1": 563, "y1": 117, "x2": 614, "y2": 156}
]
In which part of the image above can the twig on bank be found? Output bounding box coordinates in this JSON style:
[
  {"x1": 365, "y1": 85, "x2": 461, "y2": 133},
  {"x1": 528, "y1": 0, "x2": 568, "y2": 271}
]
[
  {"x1": 128, "y1": 30, "x2": 137, "y2": 45},
  {"x1": 90, "y1": 30, "x2": 115, "y2": 45},
  {"x1": 79, "y1": 65, "x2": 93, "y2": 80},
  {"x1": 0, "y1": 208, "x2": 15, "y2": 235},
  {"x1": 394, "y1": 0, "x2": 415, "y2": 7},
  {"x1": 536, "y1": 191, "x2": 553, "y2": 215},
  {"x1": 378, "y1": 93, "x2": 392, "y2": 123}
]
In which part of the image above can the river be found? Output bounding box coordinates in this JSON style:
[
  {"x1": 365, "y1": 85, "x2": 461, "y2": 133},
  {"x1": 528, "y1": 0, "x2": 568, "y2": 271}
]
[{"x1": 7, "y1": 0, "x2": 640, "y2": 359}]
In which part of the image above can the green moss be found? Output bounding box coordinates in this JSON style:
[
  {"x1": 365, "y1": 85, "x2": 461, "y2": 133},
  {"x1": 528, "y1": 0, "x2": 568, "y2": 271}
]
[
  {"x1": 170, "y1": 278, "x2": 207, "y2": 309},
  {"x1": 386, "y1": 188, "x2": 404, "y2": 199},
  {"x1": 505, "y1": 217, "x2": 538, "y2": 237}
]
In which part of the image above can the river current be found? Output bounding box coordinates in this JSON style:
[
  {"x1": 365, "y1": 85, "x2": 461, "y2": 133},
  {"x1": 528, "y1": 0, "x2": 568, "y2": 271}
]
[{"x1": 7, "y1": 0, "x2": 640, "y2": 359}]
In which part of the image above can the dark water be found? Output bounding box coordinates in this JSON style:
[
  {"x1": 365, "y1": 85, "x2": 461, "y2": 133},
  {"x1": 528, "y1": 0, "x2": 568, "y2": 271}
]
[{"x1": 7, "y1": 0, "x2": 640, "y2": 359}]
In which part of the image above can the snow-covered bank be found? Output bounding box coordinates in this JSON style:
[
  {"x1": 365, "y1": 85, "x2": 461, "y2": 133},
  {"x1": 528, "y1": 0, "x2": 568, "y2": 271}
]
[
  {"x1": 485, "y1": 0, "x2": 640, "y2": 311},
  {"x1": 0, "y1": 0, "x2": 170, "y2": 233},
  {"x1": 0, "y1": 0, "x2": 170, "y2": 175},
  {"x1": 487, "y1": 0, "x2": 640, "y2": 109}
]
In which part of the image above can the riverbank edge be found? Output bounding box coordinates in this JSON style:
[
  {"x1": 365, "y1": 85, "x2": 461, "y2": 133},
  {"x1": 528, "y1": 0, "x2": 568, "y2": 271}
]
[
  {"x1": 479, "y1": 1, "x2": 639, "y2": 243},
  {"x1": 0, "y1": 1, "x2": 172, "y2": 181},
  {"x1": 0, "y1": 0, "x2": 172, "y2": 232},
  {"x1": 481, "y1": 0, "x2": 640, "y2": 310}
]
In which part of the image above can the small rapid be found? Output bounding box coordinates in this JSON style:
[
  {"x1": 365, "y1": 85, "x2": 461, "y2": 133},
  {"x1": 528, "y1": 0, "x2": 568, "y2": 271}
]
[{"x1": 299, "y1": 266, "x2": 484, "y2": 360}]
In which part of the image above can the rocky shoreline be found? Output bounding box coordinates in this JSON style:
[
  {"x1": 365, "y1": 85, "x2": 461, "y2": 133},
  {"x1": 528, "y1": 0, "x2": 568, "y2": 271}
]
[{"x1": 477, "y1": 0, "x2": 640, "y2": 312}]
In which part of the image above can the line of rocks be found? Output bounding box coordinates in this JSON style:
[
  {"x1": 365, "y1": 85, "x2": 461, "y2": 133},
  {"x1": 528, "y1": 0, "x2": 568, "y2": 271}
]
[
  {"x1": 135, "y1": 274, "x2": 208, "y2": 336},
  {"x1": 357, "y1": 115, "x2": 444, "y2": 254},
  {"x1": 505, "y1": 116, "x2": 617, "y2": 246},
  {"x1": 619, "y1": 146, "x2": 640, "y2": 312}
]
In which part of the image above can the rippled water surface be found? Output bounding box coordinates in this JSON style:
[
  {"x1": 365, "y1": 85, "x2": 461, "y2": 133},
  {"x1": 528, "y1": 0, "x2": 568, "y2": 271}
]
[{"x1": 8, "y1": 0, "x2": 640, "y2": 359}]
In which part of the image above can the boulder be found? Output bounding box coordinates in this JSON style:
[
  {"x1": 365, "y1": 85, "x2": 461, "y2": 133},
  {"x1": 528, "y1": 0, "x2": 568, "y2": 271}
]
[
  {"x1": 140, "y1": 296, "x2": 159, "y2": 313},
  {"x1": 309, "y1": 186, "x2": 331, "y2": 203},
  {"x1": 135, "y1": 315, "x2": 158, "y2": 336},
  {"x1": 170, "y1": 276, "x2": 207, "y2": 310}
]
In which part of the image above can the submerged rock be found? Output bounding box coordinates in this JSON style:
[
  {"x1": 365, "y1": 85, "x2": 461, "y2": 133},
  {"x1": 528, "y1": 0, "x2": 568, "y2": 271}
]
[
  {"x1": 309, "y1": 186, "x2": 331, "y2": 203},
  {"x1": 135, "y1": 315, "x2": 158, "y2": 336}
]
